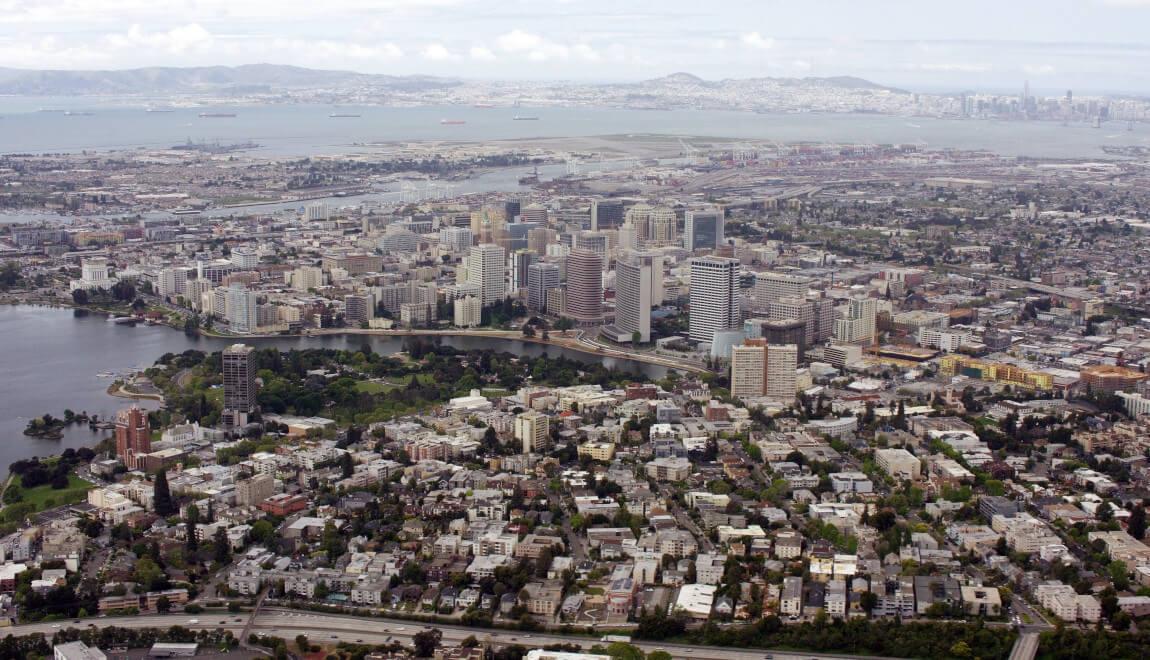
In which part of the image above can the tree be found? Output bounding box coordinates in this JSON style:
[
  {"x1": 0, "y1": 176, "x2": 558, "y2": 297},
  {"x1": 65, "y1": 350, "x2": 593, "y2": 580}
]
[
  {"x1": 339, "y1": 452, "x2": 354, "y2": 479},
  {"x1": 1129, "y1": 505, "x2": 1146, "y2": 540},
  {"x1": 296, "y1": 635, "x2": 310, "y2": 653},
  {"x1": 604, "y1": 642, "x2": 644, "y2": 660},
  {"x1": 185, "y1": 502, "x2": 200, "y2": 553},
  {"x1": 71, "y1": 289, "x2": 89, "y2": 305},
  {"x1": 860, "y1": 591, "x2": 879, "y2": 617},
  {"x1": 214, "y1": 527, "x2": 232, "y2": 564},
  {"x1": 1110, "y1": 561, "x2": 1130, "y2": 591},
  {"x1": 412, "y1": 628, "x2": 442, "y2": 657},
  {"x1": 155, "y1": 595, "x2": 171, "y2": 613},
  {"x1": 153, "y1": 470, "x2": 176, "y2": 516}
]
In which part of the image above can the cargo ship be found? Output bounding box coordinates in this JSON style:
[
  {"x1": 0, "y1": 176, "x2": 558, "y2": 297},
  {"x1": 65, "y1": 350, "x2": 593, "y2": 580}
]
[
  {"x1": 329, "y1": 113, "x2": 362, "y2": 118},
  {"x1": 146, "y1": 107, "x2": 176, "y2": 113},
  {"x1": 198, "y1": 112, "x2": 237, "y2": 118},
  {"x1": 63, "y1": 111, "x2": 94, "y2": 116},
  {"x1": 513, "y1": 115, "x2": 539, "y2": 121},
  {"x1": 440, "y1": 119, "x2": 466, "y2": 125}
]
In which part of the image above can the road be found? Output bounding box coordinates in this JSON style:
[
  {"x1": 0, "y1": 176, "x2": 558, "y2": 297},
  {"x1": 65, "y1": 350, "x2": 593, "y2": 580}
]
[
  {"x1": 1009, "y1": 631, "x2": 1039, "y2": 660},
  {"x1": 8, "y1": 608, "x2": 902, "y2": 660}
]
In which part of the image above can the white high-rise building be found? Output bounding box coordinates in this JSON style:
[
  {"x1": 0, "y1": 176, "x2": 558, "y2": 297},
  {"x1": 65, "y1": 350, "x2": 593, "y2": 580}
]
[
  {"x1": 439, "y1": 226, "x2": 473, "y2": 253},
  {"x1": 765, "y1": 344, "x2": 799, "y2": 400},
  {"x1": 834, "y1": 297, "x2": 878, "y2": 345},
  {"x1": 156, "y1": 267, "x2": 187, "y2": 298},
  {"x1": 454, "y1": 296, "x2": 483, "y2": 328},
  {"x1": 689, "y1": 256, "x2": 740, "y2": 344},
  {"x1": 289, "y1": 266, "x2": 324, "y2": 292},
  {"x1": 624, "y1": 203, "x2": 653, "y2": 242},
  {"x1": 230, "y1": 246, "x2": 260, "y2": 270},
  {"x1": 754, "y1": 272, "x2": 812, "y2": 311},
  {"x1": 225, "y1": 284, "x2": 258, "y2": 334},
  {"x1": 606, "y1": 252, "x2": 653, "y2": 343},
  {"x1": 71, "y1": 257, "x2": 117, "y2": 291},
  {"x1": 515, "y1": 411, "x2": 551, "y2": 454},
  {"x1": 649, "y1": 207, "x2": 677, "y2": 245},
  {"x1": 527, "y1": 262, "x2": 560, "y2": 312},
  {"x1": 305, "y1": 203, "x2": 329, "y2": 221},
  {"x1": 468, "y1": 244, "x2": 506, "y2": 307},
  {"x1": 730, "y1": 344, "x2": 766, "y2": 400},
  {"x1": 617, "y1": 224, "x2": 638, "y2": 253}
]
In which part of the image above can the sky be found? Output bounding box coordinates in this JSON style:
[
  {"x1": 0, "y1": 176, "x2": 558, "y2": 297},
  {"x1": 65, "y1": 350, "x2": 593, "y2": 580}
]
[{"x1": 1, "y1": 0, "x2": 1149, "y2": 93}]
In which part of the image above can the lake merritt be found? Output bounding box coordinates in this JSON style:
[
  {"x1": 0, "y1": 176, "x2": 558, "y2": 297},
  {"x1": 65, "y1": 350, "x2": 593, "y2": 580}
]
[{"x1": 0, "y1": 305, "x2": 668, "y2": 472}]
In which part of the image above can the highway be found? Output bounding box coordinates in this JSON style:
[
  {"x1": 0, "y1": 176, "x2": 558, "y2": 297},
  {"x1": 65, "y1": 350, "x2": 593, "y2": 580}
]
[{"x1": 6, "y1": 608, "x2": 902, "y2": 660}]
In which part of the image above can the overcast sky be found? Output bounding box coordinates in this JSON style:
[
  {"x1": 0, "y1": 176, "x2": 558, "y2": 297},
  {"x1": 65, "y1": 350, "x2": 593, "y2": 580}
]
[{"x1": 1, "y1": 0, "x2": 1149, "y2": 93}]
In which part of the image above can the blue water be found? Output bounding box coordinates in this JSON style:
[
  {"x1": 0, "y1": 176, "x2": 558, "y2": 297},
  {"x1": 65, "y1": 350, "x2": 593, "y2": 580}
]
[{"x1": 0, "y1": 98, "x2": 1144, "y2": 158}]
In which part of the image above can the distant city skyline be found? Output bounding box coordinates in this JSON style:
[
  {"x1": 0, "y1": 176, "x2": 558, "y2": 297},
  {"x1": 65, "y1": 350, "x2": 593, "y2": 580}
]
[{"x1": 1, "y1": 0, "x2": 1149, "y2": 93}]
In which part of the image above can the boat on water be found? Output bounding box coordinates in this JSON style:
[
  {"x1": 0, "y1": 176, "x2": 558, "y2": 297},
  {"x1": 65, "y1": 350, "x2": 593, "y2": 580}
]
[
  {"x1": 146, "y1": 107, "x2": 176, "y2": 113},
  {"x1": 440, "y1": 119, "x2": 466, "y2": 125},
  {"x1": 513, "y1": 115, "x2": 539, "y2": 121},
  {"x1": 109, "y1": 316, "x2": 137, "y2": 325},
  {"x1": 329, "y1": 113, "x2": 362, "y2": 118},
  {"x1": 63, "y1": 111, "x2": 94, "y2": 116},
  {"x1": 199, "y1": 112, "x2": 237, "y2": 118},
  {"x1": 473, "y1": 103, "x2": 494, "y2": 108}
]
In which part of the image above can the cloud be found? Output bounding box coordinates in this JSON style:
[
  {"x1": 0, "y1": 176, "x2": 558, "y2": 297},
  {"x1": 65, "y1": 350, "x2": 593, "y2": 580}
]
[
  {"x1": 106, "y1": 23, "x2": 214, "y2": 54},
  {"x1": 741, "y1": 32, "x2": 774, "y2": 50},
  {"x1": 1023, "y1": 63, "x2": 1056, "y2": 74},
  {"x1": 420, "y1": 43, "x2": 455, "y2": 61},
  {"x1": 496, "y1": 29, "x2": 543, "y2": 53},
  {"x1": 469, "y1": 46, "x2": 496, "y2": 61},
  {"x1": 915, "y1": 63, "x2": 991, "y2": 72}
]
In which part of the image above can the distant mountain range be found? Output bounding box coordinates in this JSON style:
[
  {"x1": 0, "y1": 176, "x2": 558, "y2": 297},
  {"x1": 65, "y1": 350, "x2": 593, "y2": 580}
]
[
  {"x1": 0, "y1": 63, "x2": 903, "y2": 98},
  {"x1": 0, "y1": 64, "x2": 459, "y2": 95}
]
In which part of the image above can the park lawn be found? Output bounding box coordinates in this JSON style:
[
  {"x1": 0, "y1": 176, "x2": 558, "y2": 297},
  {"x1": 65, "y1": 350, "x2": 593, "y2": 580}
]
[
  {"x1": 355, "y1": 374, "x2": 437, "y2": 395},
  {"x1": 21, "y1": 475, "x2": 94, "y2": 512},
  {"x1": 354, "y1": 381, "x2": 390, "y2": 394}
]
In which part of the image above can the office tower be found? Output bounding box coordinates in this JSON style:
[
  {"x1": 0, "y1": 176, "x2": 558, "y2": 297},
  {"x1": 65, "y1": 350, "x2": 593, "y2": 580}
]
[
  {"x1": 811, "y1": 296, "x2": 836, "y2": 343},
  {"x1": 564, "y1": 249, "x2": 604, "y2": 325},
  {"x1": 114, "y1": 406, "x2": 150, "y2": 469},
  {"x1": 730, "y1": 345, "x2": 766, "y2": 400},
  {"x1": 765, "y1": 344, "x2": 798, "y2": 400},
  {"x1": 439, "y1": 226, "x2": 474, "y2": 253},
  {"x1": 470, "y1": 205, "x2": 507, "y2": 245},
  {"x1": 753, "y1": 272, "x2": 811, "y2": 311},
  {"x1": 156, "y1": 267, "x2": 187, "y2": 298},
  {"x1": 768, "y1": 296, "x2": 815, "y2": 345},
  {"x1": 689, "y1": 256, "x2": 740, "y2": 343},
  {"x1": 834, "y1": 297, "x2": 878, "y2": 345},
  {"x1": 648, "y1": 207, "x2": 677, "y2": 245},
  {"x1": 761, "y1": 318, "x2": 807, "y2": 361},
  {"x1": 527, "y1": 262, "x2": 561, "y2": 312},
  {"x1": 527, "y1": 227, "x2": 554, "y2": 255},
  {"x1": 344, "y1": 293, "x2": 375, "y2": 325},
  {"x1": 624, "y1": 203, "x2": 652, "y2": 241},
  {"x1": 222, "y1": 343, "x2": 257, "y2": 428},
  {"x1": 225, "y1": 284, "x2": 258, "y2": 334},
  {"x1": 515, "y1": 411, "x2": 551, "y2": 454},
  {"x1": 521, "y1": 204, "x2": 548, "y2": 224},
  {"x1": 468, "y1": 244, "x2": 507, "y2": 307},
  {"x1": 454, "y1": 295, "x2": 483, "y2": 328},
  {"x1": 590, "y1": 199, "x2": 625, "y2": 231},
  {"x1": 636, "y1": 251, "x2": 665, "y2": 305},
  {"x1": 504, "y1": 199, "x2": 522, "y2": 223},
  {"x1": 684, "y1": 208, "x2": 724, "y2": 252},
  {"x1": 617, "y1": 224, "x2": 638, "y2": 253},
  {"x1": 605, "y1": 252, "x2": 653, "y2": 343},
  {"x1": 230, "y1": 246, "x2": 260, "y2": 269},
  {"x1": 574, "y1": 231, "x2": 608, "y2": 258},
  {"x1": 509, "y1": 249, "x2": 536, "y2": 292}
]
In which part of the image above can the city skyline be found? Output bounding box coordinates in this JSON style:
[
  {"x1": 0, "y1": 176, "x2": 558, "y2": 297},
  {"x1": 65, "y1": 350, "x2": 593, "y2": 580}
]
[{"x1": 1, "y1": 0, "x2": 1149, "y2": 93}]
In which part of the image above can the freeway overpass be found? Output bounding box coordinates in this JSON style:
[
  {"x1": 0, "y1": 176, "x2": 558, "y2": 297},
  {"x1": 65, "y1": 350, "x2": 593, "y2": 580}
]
[{"x1": 7, "y1": 608, "x2": 903, "y2": 660}]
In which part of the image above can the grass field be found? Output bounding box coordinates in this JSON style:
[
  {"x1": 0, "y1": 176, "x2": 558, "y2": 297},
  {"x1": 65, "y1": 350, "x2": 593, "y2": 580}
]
[
  {"x1": 20, "y1": 475, "x2": 94, "y2": 512},
  {"x1": 355, "y1": 374, "x2": 437, "y2": 395}
]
